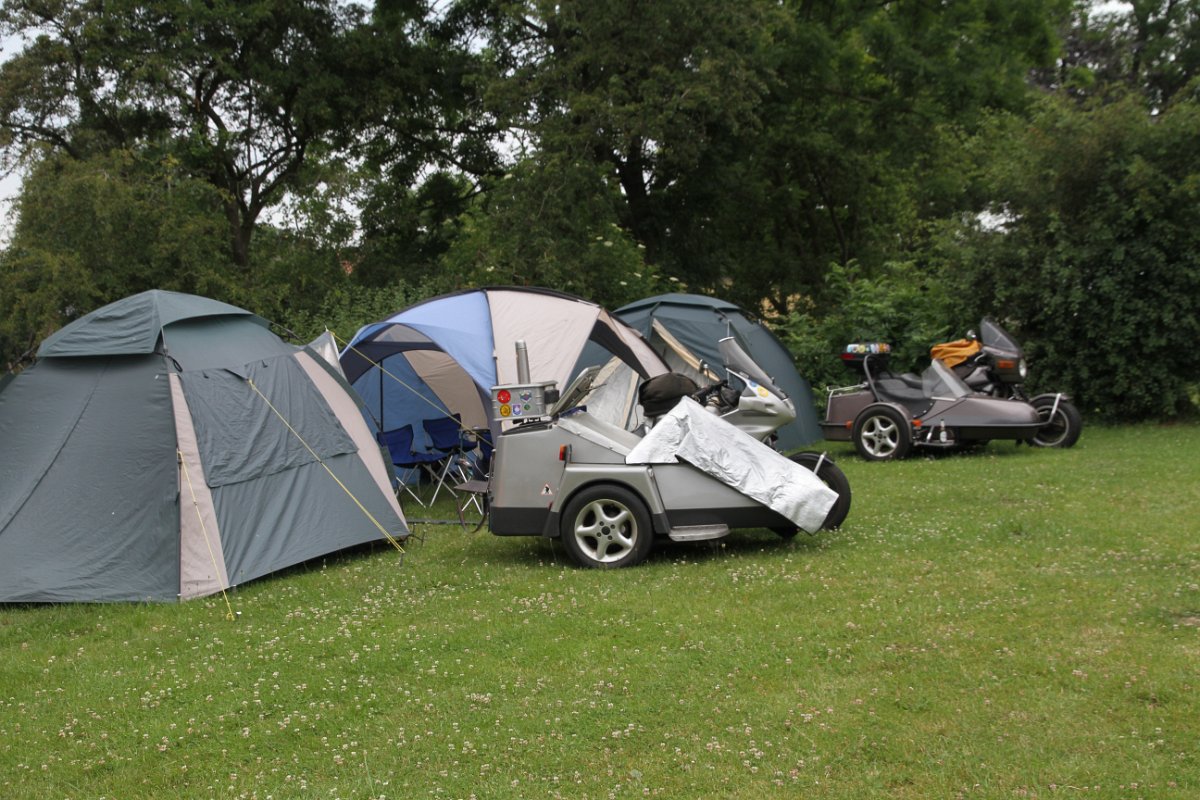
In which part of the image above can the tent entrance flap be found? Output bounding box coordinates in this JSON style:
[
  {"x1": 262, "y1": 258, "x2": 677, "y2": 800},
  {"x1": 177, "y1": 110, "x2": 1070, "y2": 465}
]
[{"x1": 181, "y1": 353, "x2": 358, "y2": 488}]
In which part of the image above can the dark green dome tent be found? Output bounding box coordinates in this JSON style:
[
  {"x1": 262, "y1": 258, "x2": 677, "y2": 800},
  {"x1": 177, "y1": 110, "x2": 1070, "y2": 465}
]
[
  {"x1": 615, "y1": 293, "x2": 822, "y2": 450},
  {"x1": 0, "y1": 291, "x2": 408, "y2": 602}
]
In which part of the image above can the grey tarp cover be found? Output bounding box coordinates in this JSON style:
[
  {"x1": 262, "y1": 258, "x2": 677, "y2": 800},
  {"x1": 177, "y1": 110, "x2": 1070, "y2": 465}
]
[
  {"x1": 0, "y1": 290, "x2": 407, "y2": 603},
  {"x1": 626, "y1": 397, "x2": 836, "y2": 532},
  {"x1": 615, "y1": 293, "x2": 822, "y2": 449}
]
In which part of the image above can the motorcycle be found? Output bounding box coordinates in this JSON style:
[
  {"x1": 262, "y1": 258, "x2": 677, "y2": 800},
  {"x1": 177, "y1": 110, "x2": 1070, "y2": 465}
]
[
  {"x1": 639, "y1": 336, "x2": 851, "y2": 530},
  {"x1": 932, "y1": 318, "x2": 1082, "y2": 449},
  {"x1": 822, "y1": 342, "x2": 1048, "y2": 460}
]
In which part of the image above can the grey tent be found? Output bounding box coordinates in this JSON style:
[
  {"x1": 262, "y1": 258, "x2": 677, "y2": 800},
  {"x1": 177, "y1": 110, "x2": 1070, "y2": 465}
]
[
  {"x1": 0, "y1": 291, "x2": 408, "y2": 602},
  {"x1": 615, "y1": 293, "x2": 822, "y2": 449}
]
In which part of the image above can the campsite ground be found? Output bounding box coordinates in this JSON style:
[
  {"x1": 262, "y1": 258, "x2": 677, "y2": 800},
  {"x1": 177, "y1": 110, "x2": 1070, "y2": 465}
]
[{"x1": 1, "y1": 423, "x2": 1198, "y2": 798}]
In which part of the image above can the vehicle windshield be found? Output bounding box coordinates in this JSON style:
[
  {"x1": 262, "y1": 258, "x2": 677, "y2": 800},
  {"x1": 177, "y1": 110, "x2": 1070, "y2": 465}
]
[
  {"x1": 922, "y1": 359, "x2": 973, "y2": 399},
  {"x1": 718, "y1": 336, "x2": 787, "y2": 399},
  {"x1": 980, "y1": 318, "x2": 1022, "y2": 355}
]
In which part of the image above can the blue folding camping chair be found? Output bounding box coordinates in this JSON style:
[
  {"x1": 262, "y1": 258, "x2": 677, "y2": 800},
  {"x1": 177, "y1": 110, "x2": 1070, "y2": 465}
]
[
  {"x1": 421, "y1": 414, "x2": 478, "y2": 506},
  {"x1": 376, "y1": 425, "x2": 442, "y2": 507}
]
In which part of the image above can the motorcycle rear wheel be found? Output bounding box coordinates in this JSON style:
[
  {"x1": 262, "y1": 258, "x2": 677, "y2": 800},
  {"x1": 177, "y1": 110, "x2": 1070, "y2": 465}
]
[{"x1": 772, "y1": 452, "x2": 852, "y2": 538}]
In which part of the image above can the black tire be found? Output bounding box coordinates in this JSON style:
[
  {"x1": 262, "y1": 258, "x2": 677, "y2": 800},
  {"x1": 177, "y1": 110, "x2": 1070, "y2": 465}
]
[
  {"x1": 852, "y1": 405, "x2": 913, "y2": 461},
  {"x1": 779, "y1": 452, "x2": 852, "y2": 534},
  {"x1": 1028, "y1": 396, "x2": 1083, "y2": 448},
  {"x1": 559, "y1": 485, "x2": 654, "y2": 569}
]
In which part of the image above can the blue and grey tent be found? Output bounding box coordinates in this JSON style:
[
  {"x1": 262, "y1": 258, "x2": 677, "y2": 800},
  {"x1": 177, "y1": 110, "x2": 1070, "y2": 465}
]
[
  {"x1": 0, "y1": 291, "x2": 408, "y2": 603},
  {"x1": 339, "y1": 287, "x2": 669, "y2": 441},
  {"x1": 615, "y1": 293, "x2": 822, "y2": 449}
]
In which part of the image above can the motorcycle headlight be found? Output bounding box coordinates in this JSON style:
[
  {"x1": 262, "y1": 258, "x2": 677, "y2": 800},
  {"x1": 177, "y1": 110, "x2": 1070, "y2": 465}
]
[{"x1": 1018, "y1": 358, "x2": 1028, "y2": 379}]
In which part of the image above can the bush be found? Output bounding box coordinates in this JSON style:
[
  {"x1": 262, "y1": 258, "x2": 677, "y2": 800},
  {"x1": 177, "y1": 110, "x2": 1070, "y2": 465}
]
[
  {"x1": 776, "y1": 261, "x2": 964, "y2": 407},
  {"x1": 962, "y1": 96, "x2": 1200, "y2": 420}
]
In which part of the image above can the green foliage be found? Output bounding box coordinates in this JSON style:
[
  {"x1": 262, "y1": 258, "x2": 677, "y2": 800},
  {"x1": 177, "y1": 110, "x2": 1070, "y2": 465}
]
[
  {"x1": 957, "y1": 95, "x2": 1200, "y2": 419},
  {"x1": 0, "y1": 0, "x2": 389, "y2": 267},
  {"x1": 437, "y1": 154, "x2": 665, "y2": 308},
  {"x1": 0, "y1": 149, "x2": 231, "y2": 365},
  {"x1": 0, "y1": 149, "x2": 360, "y2": 365},
  {"x1": 354, "y1": 171, "x2": 474, "y2": 288},
  {"x1": 1038, "y1": 0, "x2": 1200, "y2": 108},
  {"x1": 778, "y1": 261, "x2": 963, "y2": 403},
  {"x1": 461, "y1": 0, "x2": 781, "y2": 285},
  {"x1": 275, "y1": 280, "x2": 428, "y2": 346},
  {"x1": 454, "y1": 0, "x2": 1070, "y2": 314},
  {"x1": 237, "y1": 227, "x2": 359, "y2": 331}
]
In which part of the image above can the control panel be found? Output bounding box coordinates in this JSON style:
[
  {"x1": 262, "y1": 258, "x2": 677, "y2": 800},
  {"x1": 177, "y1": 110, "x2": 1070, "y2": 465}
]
[{"x1": 492, "y1": 381, "x2": 557, "y2": 421}]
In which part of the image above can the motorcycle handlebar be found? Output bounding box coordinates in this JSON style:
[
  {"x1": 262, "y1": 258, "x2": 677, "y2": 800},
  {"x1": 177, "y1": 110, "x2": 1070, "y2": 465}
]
[{"x1": 692, "y1": 380, "x2": 728, "y2": 403}]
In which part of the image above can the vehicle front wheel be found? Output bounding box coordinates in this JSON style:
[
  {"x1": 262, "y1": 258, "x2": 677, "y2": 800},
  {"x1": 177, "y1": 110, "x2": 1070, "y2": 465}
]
[
  {"x1": 852, "y1": 405, "x2": 913, "y2": 461},
  {"x1": 1028, "y1": 396, "x2": 1083, "y2": 448},
  {"x1": 772, "y1": 452, "x2": 852, "y2": 537},
  {"x1": 559, "y1": 485, "x2": 654, "y2": 569}
]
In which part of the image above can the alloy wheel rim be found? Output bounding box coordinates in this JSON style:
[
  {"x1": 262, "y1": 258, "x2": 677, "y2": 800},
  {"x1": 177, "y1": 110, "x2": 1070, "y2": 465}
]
[
  {"x1": 1036, "y1": 408, "x2": 1068, "y2": 445},
  {"x1": 863, "y1": 416, "x2": 898, "y2": 457},
  {"x1": 573, "y1": 499, "x2": 636, "y2": 563}
]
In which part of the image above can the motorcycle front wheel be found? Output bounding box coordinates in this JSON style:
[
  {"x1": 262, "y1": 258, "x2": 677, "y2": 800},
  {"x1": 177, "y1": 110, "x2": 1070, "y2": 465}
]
[{"x1": 1028, "y1": 397, "x2": 1083, "y2": 448}]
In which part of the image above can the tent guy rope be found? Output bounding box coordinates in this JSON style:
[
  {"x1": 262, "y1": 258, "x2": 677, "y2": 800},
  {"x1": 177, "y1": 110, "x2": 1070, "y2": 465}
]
[
  {"x1": 178, "y1": 451, "x2": 237, "y2": 621},
  {"x1": 245, "y1": 378, "x2": 406, "y2": 555},
  {"x1": 331, "y1": 330, "x2": 480, "y2": 438}
]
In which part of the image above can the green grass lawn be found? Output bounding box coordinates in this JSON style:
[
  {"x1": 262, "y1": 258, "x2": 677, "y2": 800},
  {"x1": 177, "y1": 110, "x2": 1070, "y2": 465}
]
[{"x1": 2, "y1": 424, "x2": 1198, "y2": 799}]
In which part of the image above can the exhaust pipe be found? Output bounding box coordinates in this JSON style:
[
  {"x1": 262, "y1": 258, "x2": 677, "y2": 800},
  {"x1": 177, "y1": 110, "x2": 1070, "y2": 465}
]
[{"x1": 515, "y1": 340, "x2": 530, "y2": 383}]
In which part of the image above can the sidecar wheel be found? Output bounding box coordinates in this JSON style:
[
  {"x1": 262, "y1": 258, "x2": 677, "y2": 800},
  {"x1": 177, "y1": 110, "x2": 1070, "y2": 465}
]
[
  {"x1": 559, "y1": 485, "x2": 654, "y2": 569},
  {"x1": 1028, "y1": 397, "x2": 1082, "y2": 448},
  {"x1": 772, "y1": 452, "x2": 852, "y2": 537},
  {"x1": 852, "y1": 405, "x2": 912, "y2": 461}
]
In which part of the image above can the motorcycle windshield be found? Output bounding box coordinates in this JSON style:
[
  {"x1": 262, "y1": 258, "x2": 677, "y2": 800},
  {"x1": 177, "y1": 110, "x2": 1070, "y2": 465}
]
[
  {"x1": 718, "y1": 336, "x2": 787, "y2": 399},
  {"x1": 923, "y1": 359, "x2": 973, "y2": 399},
  {"x1": 980, "y1": 318, "x2": 1023, "y2": 356}
]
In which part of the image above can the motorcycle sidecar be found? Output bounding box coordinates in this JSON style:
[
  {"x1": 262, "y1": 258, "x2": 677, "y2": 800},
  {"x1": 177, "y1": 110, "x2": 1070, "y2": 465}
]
[
  {"x1": 821, "y1": 343, "x2": 1043, "y2": 461},
  {"x1": 488, "y1": 406, "x2": 837, "y2": 569}
]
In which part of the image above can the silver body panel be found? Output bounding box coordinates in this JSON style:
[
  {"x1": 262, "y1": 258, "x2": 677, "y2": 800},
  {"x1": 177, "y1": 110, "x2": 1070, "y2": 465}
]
[{"x1": 488, "y1": 412, "x2": 786, "y2": 539}]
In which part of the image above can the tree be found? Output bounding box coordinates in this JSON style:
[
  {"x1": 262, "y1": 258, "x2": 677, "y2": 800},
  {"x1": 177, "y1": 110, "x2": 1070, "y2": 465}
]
[
  {"x1": 447, "y1": 0, "x2": 780, "y2": 277},
  {"x1": 1033, "y1": 1, "x2": 1200, "y2": 108},
  {"x1": 450, "y1": 0, "x2": 1070, "y2": 315},
  {"x1": 353, "y1": 170, "x2": 475, "y2": 288},
  {"x1": 437, "y1": 153, "x2": 663, "y2": 308},
  {"x1": 0, "y1": 148, "x2": 230, "y2": 366},
  {"x1": 0, "y1": 0, "x2": 377, "y2": 268}
]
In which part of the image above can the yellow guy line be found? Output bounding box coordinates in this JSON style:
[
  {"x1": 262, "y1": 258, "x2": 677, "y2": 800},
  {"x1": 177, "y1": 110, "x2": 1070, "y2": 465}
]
[
  {"x1": 331, "y1": 331, "x2": 479, "y2": 439},
  {"x1": 178, "y1": 450, "x2": 237, "y2": 621},
  {"x1": 246, "y1": 378, "x2": 405, "y2": 554}
]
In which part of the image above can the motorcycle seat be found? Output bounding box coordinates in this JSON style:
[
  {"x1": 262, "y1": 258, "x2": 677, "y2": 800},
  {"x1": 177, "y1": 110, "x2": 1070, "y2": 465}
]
[{"x1": 873, "y1": 376, "x2": 930, "y2": 408}]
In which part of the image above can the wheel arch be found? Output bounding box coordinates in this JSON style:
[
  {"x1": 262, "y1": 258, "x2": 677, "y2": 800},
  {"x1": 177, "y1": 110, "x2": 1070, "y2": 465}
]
[
  {"x1": 1029, "y1": 391, "x2": 1073, "y2": 405},
  {"x1": 544, "y1": 469, "x2": 665, "y2": 539},
  {"x1": 853, "y1": 401, "x2": 912, "y2": 427}
]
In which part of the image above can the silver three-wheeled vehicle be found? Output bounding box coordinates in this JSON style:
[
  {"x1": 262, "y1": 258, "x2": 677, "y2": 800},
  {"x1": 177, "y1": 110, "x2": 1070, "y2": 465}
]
[{"x1": 482, "y1": 341, "x2": 845, "y2": 568}]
